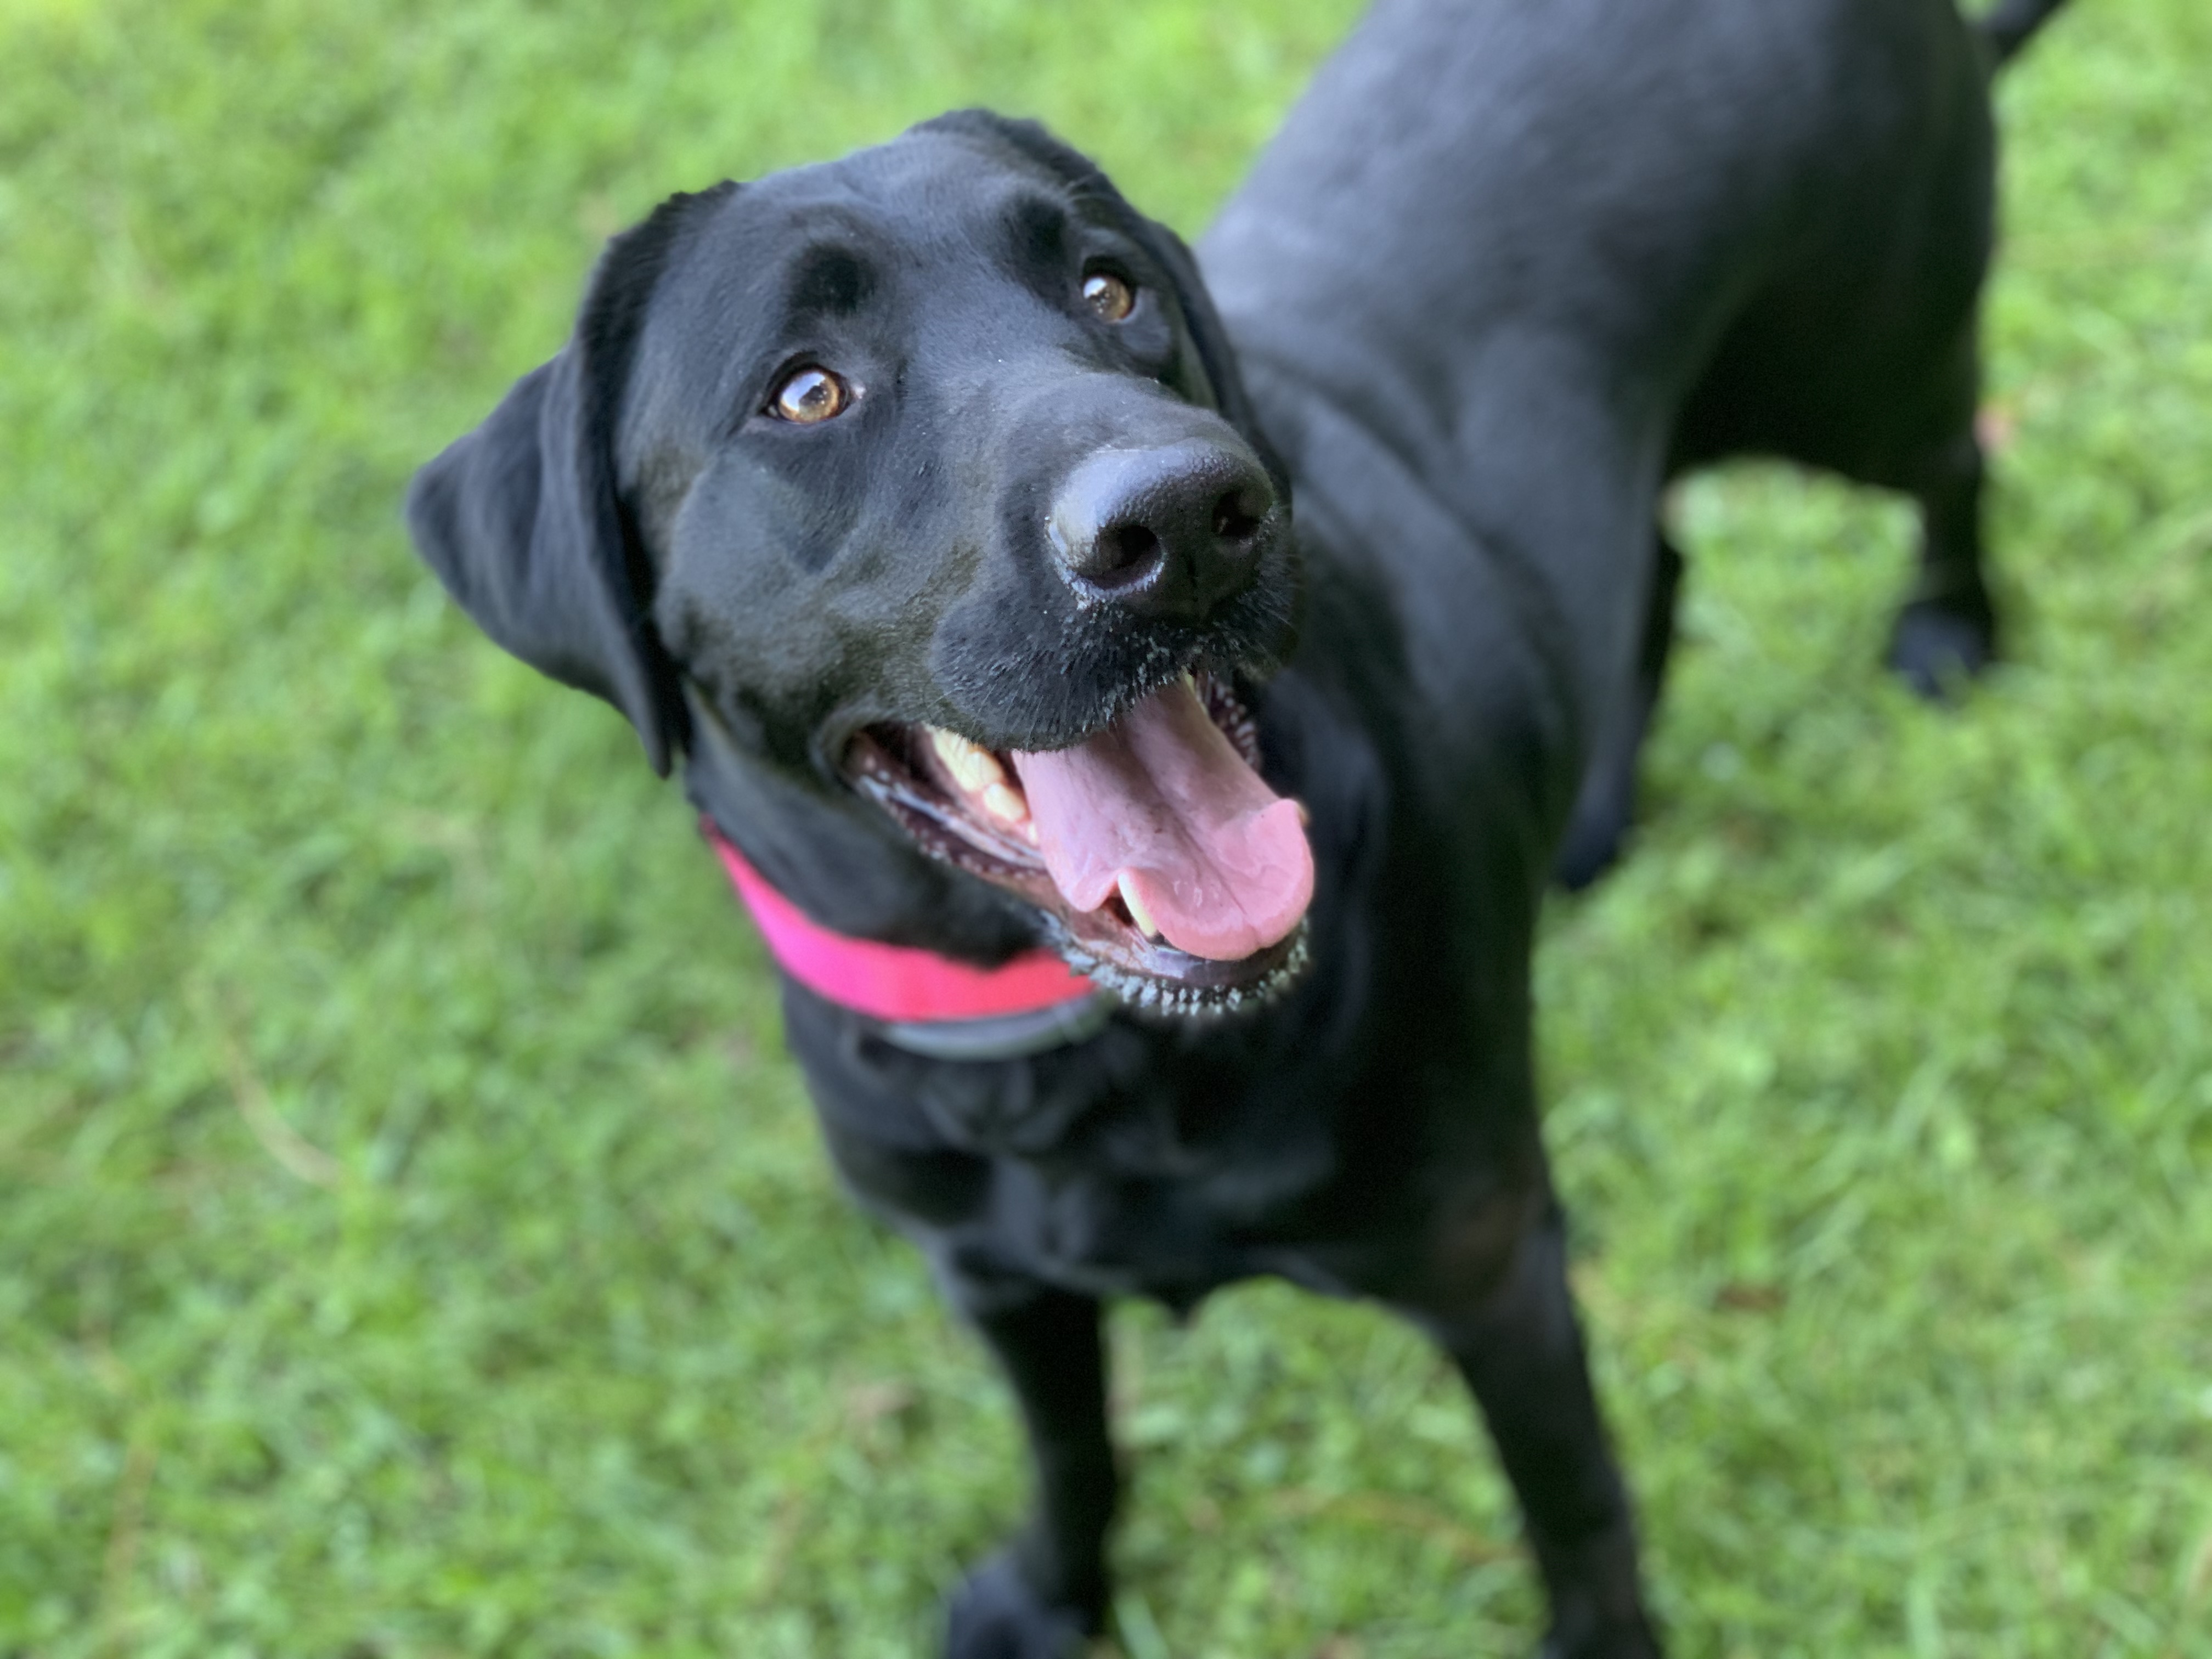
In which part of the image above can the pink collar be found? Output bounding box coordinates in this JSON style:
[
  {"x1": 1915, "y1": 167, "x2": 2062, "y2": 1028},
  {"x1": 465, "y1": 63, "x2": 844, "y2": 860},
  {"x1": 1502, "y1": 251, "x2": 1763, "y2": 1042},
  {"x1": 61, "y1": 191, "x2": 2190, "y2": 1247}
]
[{"x1": 703, "y1": 820, "x2": 1096, "y2": 1024}]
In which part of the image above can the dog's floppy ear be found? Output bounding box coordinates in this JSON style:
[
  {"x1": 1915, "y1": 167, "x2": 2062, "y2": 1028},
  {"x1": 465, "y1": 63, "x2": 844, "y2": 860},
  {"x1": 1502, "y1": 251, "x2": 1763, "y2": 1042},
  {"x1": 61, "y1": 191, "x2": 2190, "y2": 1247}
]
[
  {"x1": 921, "y1": 110, "x2": 1288, "y2": 499},
  {"x1": 407, "y1": 182, "x2": 737, "y2": 777}
]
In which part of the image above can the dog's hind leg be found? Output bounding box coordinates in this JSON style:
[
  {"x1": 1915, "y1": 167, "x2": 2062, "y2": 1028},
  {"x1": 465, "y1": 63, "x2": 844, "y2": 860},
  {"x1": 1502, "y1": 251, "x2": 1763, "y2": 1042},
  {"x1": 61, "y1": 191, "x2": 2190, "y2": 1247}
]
[
  {"x1": 1886, "y1": 422, "x2": 1997, "y2": 701},
  {"x1": 940, "y1": 1274, "x2": 1117, "y2": 1659},
  {"x1": 1397, "y1": 1198, "x2": 1661, "y2": 1658},
  {"x1": 1554, "y1": 529, "x2": 1685, "y2": 891},
  {"x1": 1876, "y1": 314, "x2": 2000, "y2": 699}
]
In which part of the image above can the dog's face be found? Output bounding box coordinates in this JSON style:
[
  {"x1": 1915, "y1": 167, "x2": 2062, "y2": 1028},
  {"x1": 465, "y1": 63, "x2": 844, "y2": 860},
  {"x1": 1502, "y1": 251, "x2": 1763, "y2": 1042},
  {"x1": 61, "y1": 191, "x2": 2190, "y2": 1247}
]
[{"x1": 409, "y1": 113, "x2": 1314, "y2": 1014}]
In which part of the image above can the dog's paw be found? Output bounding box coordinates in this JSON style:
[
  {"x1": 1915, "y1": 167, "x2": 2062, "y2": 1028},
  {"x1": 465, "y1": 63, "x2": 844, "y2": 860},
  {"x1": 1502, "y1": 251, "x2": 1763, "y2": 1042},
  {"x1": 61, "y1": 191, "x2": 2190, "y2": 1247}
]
[
  {"x1": 1538, "y1": 1615, "x2": 1663, "y2": 1659},
  {"x1": 943, "y1": 1554, "x2": 1098, "y2": 1659},
  {"x1": 1554, "y1": 751, "x2": 1638, "y2": 892},
  {"x1": 1553, "y1": 799, "x2": 1629, "y2": 892},
  {"x1": 1886, "y1": 595, "x2": 1995, "y2": 702}
]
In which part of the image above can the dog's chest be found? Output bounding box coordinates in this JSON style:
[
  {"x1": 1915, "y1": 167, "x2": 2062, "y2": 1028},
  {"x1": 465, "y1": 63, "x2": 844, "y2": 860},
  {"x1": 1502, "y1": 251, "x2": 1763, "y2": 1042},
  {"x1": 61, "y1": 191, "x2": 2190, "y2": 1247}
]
[{"x1": 823, "y1": 1012, "x2": 1359, "y2": 1301}]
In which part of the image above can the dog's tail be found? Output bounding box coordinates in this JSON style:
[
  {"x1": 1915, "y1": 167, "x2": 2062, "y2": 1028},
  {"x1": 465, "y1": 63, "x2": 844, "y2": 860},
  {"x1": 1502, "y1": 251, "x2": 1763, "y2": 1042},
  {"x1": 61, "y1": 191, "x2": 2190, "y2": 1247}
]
[{"x1": 1979, "y1": 0, "x2": 2073, "y2": 67}]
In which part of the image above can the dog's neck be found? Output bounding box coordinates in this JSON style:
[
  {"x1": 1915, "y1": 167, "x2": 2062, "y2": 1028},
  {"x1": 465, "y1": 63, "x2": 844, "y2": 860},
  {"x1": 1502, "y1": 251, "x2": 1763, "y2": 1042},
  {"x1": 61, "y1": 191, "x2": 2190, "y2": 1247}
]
[{"x1": 701, "y1": 814, "x2": 1094, "y2": 1012}]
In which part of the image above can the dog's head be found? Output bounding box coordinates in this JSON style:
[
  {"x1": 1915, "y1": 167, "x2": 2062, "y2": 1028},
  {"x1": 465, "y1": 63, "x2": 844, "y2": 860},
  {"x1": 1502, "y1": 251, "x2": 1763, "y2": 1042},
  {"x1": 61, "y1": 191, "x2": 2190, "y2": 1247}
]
[{"x1": 409, "y1": 112, "x2": 1312, "y2": 1014}]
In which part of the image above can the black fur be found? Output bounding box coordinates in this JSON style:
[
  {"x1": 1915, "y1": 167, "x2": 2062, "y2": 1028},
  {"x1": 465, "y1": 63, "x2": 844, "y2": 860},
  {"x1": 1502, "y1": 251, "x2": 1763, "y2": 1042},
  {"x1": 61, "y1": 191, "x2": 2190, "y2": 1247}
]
[
  {"x1": 1981, "y1": 0, "x2": 2072, "y2": 64},
  {"x1": 409, "y1": 184, "x2": 734, "y2": 776},
  {"x1": 408, "y1": 2, "x2": 2068, "y2": 1652}
]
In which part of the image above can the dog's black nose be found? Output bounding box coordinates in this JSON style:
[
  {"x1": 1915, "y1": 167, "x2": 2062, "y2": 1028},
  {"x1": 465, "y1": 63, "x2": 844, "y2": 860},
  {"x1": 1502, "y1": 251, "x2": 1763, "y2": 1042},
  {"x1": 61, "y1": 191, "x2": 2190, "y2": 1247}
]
[{"x1": 1046, "y1": 440, "x2": 1273, "y2": 621}]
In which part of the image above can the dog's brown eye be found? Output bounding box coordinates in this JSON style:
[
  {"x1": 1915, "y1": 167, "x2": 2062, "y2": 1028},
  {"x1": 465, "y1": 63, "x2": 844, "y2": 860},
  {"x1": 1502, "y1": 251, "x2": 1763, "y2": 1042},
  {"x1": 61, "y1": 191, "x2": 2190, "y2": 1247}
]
[
  {"x1": 770, "y1": 365, "x2": 851, "y2": 424},
  {"x1": 1082, "y1": 272, "x2": 1136, "y2": 323}
]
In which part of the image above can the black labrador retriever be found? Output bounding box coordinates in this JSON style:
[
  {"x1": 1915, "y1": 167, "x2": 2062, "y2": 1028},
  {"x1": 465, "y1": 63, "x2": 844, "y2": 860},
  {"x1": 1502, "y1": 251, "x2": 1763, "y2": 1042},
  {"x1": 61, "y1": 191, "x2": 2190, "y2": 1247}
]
[{"x1": 408, "y1": 0, "x2": 2068, "y2": 1651}]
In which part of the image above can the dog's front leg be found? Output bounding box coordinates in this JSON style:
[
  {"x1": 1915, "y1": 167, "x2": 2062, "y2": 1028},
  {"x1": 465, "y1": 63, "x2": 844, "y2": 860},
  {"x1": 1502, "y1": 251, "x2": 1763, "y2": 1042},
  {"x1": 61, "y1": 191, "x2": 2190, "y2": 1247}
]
[
  {"x1": 1398, "y1": 1199, "x2": 1661, "y2": 1659},
  {"x1": 939, "y1": 1269, "x2": 1118, "y2": 1659},
  {"x1": 1554, "y1": 528, "x2": 1687, "y2": 891}
]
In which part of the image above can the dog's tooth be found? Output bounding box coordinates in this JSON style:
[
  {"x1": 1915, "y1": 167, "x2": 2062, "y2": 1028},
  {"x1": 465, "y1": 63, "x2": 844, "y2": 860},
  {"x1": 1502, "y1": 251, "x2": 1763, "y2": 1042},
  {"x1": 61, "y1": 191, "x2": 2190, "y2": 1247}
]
[
  {"x1": 969, "y1": 755, "x2": 1013, "y2": 796},
  {"x1": 980, "y1": 782, "x2": 1029, "y2": 826},
  {"x1": 1118, "y1": 874, "x2": 1163, "y2": 941},
  {"x1": 926, "y1": 725, "x2": 974, "y2": 781},
  {"x1": 929, "y1": 726, "x2": 1006, "y2": 793}
]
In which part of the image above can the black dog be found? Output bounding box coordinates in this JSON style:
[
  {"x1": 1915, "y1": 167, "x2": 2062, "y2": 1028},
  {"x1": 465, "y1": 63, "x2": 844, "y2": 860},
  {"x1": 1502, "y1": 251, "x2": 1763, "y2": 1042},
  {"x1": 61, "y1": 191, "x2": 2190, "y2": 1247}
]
[{"x1": 408, "y1": 1, "x2": 2068, "y2": 1651}]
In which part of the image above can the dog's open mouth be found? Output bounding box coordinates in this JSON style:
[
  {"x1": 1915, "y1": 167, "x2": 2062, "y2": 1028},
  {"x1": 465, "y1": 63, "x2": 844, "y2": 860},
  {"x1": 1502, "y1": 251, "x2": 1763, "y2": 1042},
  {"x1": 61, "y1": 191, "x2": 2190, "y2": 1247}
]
[{"x1": 846, "y1": 673, "x2": 1315, "y2": 1015}]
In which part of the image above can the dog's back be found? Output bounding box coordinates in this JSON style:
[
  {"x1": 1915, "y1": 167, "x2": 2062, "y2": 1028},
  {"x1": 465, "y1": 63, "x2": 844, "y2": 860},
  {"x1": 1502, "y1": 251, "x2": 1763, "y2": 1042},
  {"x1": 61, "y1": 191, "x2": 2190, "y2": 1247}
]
[{"x1": 1205, "y1": 0, "x2": 2008, "y2": 875}]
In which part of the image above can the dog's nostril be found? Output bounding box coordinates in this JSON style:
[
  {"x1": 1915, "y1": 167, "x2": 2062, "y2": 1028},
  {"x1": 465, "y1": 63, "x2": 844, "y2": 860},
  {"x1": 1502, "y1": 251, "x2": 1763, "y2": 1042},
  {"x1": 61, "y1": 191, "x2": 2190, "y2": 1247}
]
[
  {"x1": 1211, "y1": 488, "x2": 1263, "y2": 543},
  {"x1": 1091, "y1": 523, "x2": 1163, "y2": 586},
  {"x1": 1047, "y1": 440, "x2": 1273, "y2": 617}
]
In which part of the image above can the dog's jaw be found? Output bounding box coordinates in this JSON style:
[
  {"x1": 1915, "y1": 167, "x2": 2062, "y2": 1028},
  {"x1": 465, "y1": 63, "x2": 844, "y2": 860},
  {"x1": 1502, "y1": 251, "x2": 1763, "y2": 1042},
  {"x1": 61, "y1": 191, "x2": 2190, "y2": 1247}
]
[{"x1": 843, "y1": 669, "x2": 1316, "y2": 1018}]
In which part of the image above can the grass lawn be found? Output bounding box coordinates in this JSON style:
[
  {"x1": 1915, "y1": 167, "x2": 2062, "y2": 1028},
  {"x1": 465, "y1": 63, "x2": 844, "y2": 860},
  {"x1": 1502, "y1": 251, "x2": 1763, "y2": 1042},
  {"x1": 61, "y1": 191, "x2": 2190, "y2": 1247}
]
[{"x1": 3, "y1": 1, "x2": 2208, "y2": 1654}]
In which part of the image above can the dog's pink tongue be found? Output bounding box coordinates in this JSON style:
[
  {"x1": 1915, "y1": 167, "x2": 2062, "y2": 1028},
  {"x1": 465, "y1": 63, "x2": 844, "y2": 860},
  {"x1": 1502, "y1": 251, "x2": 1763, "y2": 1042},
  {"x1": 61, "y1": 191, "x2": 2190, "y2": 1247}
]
[{"x1": 1009, "y1": 681, "x2": 1314, "y2": 962}]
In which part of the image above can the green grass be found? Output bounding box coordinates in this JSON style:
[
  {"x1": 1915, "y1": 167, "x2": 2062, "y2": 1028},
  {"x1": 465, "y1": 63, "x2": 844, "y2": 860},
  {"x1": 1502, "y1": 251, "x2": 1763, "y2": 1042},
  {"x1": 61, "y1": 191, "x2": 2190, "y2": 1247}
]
[{"x1": 2, "y1": 1, "x2": 2208, "y2": 1654}]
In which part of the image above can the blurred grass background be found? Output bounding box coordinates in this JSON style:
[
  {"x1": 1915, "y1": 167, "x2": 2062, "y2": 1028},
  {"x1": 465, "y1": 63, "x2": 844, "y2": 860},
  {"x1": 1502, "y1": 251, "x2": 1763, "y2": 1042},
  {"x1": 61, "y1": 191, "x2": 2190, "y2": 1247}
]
[{"x1": 2, "y1": 0, "x2": 2208, "y2": 1654}]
